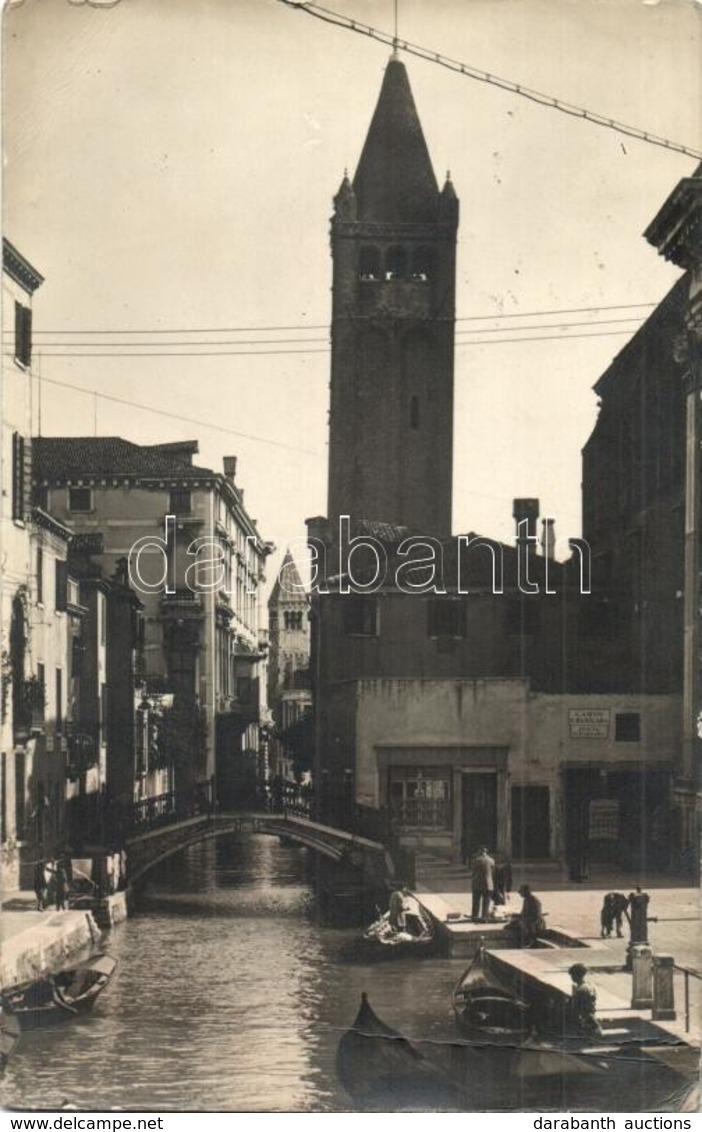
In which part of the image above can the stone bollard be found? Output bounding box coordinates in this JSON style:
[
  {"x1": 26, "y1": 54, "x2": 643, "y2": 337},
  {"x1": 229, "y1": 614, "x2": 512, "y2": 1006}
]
[
  {"x1": 652, "y1": 954, "x2": 676, "y2": 1021},
  {"x1": 630, "y1": 944, "x2": 653, "y2": 1009}
]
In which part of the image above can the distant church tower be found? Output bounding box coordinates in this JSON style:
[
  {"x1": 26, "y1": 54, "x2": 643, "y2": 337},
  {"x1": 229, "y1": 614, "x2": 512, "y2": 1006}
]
[{"x1": 327, "y1": 56, "x2": 459, "y2": 537}]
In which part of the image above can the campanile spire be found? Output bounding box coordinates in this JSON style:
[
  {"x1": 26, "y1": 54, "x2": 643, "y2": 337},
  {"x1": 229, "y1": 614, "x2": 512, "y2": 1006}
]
[{"x1": 326, "y1": 57, "x2": 459, "y2": 537}]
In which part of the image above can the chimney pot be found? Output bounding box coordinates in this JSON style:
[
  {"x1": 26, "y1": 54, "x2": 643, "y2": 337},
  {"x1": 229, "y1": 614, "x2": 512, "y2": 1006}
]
[
  {"x1": 223, "y1": 456, "x2": 237, "y2": 481},
  {"x1": 513, "y1": 497, "x2": 540, "y2": 540}
]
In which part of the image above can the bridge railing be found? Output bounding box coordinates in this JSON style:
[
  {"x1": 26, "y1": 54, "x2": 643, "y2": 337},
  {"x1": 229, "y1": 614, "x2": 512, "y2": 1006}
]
[
  {"x1": 130, "y1": 778, "x2": 215, "y2": 833},
  {"x1": 267, "y1": 780, "x2": 313, "y2": 819}
]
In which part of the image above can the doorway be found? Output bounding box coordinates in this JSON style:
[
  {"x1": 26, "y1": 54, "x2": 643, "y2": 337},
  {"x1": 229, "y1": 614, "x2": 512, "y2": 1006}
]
[
  {"x1": 511, "y1": 785, "x2": 550, "y2": 859},
  {"x1": 461, "y1": 773, "x2": 497, "y2": 862}
]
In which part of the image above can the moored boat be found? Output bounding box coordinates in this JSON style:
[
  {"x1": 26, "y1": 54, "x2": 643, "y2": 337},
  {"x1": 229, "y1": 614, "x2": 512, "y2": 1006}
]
[
  {"x1": 452, "y1": 945, "x2": 531, "y2": 1042},
  {"x1": 1, "y1": 953, "x2": 117, "y2": 1030},
  {"x1": 336, "y1": 992, "x2": 459, "y2": 1110},
  {"x1": 362, "y1": 892, "x2": 435, "y2": 955},
  {"x1": 1, "y1": 1004, "x2": 20, "y2": 1071}
]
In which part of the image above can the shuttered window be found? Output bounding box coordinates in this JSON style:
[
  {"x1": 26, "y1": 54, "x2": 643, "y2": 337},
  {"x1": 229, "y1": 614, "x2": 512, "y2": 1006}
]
[
  {"x1": 55, "y1": 560, "x2": 68, "y2": 613},
  {"x1": 12, "y1": 432, "x2": 25, "y2": 521},
  {"x1": 14, "y1": 302, "x2": 32, "y2": 367}
]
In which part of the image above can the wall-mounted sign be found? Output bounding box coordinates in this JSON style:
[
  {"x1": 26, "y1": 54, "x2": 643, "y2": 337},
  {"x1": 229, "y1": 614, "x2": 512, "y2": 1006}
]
[{"x1": 569, "y1": 708, "x2": 610, "y2": 738}]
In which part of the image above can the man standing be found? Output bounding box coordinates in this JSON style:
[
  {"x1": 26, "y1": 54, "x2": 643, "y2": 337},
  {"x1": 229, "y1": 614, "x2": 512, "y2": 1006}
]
[{"x1": 471, "y1": 846, "x2": 495, "y2": 922}]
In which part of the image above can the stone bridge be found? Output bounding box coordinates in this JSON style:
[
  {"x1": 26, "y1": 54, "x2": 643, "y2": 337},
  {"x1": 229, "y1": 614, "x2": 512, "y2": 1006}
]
[{"x1": 125, "y1": 811, "x2": 397, "y2": 889}]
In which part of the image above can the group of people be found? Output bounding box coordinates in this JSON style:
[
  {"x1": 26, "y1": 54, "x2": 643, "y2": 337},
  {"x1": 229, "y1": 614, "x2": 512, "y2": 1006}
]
[
  {"x1": 470, "y1": 847, "x2": 547, "y2": 946},
  {"x1": 33, "y1": 857, "x2": 72, "y2": 912}
]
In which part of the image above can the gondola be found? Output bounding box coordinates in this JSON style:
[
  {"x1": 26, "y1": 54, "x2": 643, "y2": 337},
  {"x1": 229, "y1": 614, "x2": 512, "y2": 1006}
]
[
  {"x1": 1, "y1": 1004, "x2": 20, "y2": 1071},
  {"x1": 1, "y1": 953, "x2": 117, "y2": 1030},
  {"x1": 452, "y1": 944, "x2": 531, "y2": 1043},
  {"x1": 361, "y1": 893, "x2": 435, "y2": 955},
  {"x1": 336, "y1": 992, "x2": 459, "y2": 1110}
]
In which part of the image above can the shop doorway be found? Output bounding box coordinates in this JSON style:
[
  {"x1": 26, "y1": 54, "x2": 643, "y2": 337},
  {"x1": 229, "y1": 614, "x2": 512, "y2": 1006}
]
[
  {"x1": 461, "y1": 773, "x2": 497, "y2": 862},
  {"x1": 511, "y1": 785, "x2": 550, "y2": 859}
]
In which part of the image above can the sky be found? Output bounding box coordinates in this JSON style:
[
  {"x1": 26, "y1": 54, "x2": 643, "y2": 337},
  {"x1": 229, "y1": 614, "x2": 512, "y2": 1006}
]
[{"x1": 3, "y1": 0, "x2": 701, "y2": 591}]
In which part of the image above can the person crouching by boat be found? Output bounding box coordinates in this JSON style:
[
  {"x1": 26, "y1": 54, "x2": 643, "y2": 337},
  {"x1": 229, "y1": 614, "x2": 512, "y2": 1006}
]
[
  {"x1": 600, "y1": 892, "x2": 629, "y2": 938},
  {"x1": 505, "y1": 884, "x2": 546, "y2": 947},
  {"x1": 568, "y1": 963, "x2": 603, "y2": 1038},
  {"x1": 388, "y1": 888, "x2": 407, "y2": 932},
  {"x1": 470, "y1": 847, "x2": 495, "y2": 923}
]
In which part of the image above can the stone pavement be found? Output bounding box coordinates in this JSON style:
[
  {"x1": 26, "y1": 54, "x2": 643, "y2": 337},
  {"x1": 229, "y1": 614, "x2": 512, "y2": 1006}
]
[{"x1": 415, "y1": 851, "x2": 701, "y2": 1046}]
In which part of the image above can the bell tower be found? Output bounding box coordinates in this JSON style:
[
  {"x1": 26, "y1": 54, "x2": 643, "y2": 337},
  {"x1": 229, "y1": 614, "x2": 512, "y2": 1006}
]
[{"x1": 327, "y1": 56, "x2": 459, "y2": 537}]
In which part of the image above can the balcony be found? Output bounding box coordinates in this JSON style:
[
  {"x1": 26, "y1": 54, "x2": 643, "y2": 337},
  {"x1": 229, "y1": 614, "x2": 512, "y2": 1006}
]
[
  {"x1": 66, "y1": 722, "x2": 98, "y2": 781},
  {"x1": 159, "y1": 589, "x2": 204, "y2": 618},
  {"x1": 13, "y1": 675, "x2": 45, "y2": 738}
]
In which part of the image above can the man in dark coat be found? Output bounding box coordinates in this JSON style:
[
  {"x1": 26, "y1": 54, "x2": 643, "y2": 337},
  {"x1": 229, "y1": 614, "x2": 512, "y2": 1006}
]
[
  {"x1": 511, "y1": 883, "x2": 546, "y2": 947},
  {"x1": 470, "y1": 847, "x2": 495, "y2": 922}
]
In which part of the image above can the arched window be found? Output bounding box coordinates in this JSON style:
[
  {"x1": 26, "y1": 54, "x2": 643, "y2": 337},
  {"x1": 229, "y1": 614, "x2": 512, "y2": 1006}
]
[
  {"x1": 410, "y1": 396, "x2": 420, "y2": 430},
  {"x1": 385, "y1": 245, "x2": 407, "y2": 280},
  {"x1": 358, "y1": 246, "x2": 381, "y2": 281},
  {"x1": 411, "y1": 246, "x2": 435, "y2": 282}
]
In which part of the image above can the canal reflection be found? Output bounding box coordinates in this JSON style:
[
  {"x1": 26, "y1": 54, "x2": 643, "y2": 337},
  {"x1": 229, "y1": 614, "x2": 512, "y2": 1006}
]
[
  {"x1": 3, "y1": 835, "x2": 465, "y2": 1113},
  {"x1": 4, "y1": 835, "x2": 695, "y2": 1113}
]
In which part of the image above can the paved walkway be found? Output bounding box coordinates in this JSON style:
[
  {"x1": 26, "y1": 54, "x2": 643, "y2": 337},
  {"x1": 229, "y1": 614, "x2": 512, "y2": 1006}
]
[{"x1": 415, "y1": 851, "x2": 701, "y2": 1046}]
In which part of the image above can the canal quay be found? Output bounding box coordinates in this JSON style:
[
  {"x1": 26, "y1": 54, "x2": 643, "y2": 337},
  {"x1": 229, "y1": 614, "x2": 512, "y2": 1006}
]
[{"x1": 2, "y1": 832, "x2": 699, "y2": 1114}]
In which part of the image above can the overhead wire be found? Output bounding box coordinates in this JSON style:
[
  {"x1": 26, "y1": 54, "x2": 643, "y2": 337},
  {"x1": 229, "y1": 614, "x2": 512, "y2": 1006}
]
[
  {"x1": 19, "y1": 327, "x2": 641, "y2": 358},
  {"x1": 33, "y1": 373, "x2": 322, "y2": 457},
  {"x1": 277, "y1": 1, "x2": 702, "y2": 161},
  {"x1": 33, "y1": 302, "x2": 658, "y2": 336}
]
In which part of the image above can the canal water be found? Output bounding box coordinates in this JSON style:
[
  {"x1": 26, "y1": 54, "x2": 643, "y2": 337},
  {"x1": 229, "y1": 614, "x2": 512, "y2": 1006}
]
[{"x1": 3, "y1": 834, "x2": 468, "y2": 1113}]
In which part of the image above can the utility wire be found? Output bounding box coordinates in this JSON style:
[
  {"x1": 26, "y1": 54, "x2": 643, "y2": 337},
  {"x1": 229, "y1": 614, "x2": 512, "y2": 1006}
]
[
  {"x1": 34, "y1": 373, "x2": 321, "y2": 457},
  {"x1": 32, "y1": 302, "x2": 658, "y2": 336},
  {"x1": 32, "y1": 316, "x2": 646, "y2": 348},
  {"x1": 20, "y1": 327, "x2": 640, "y2": 358},
  {"x1": 278, "y1": 1, "x2": 702, "y2": 161}
]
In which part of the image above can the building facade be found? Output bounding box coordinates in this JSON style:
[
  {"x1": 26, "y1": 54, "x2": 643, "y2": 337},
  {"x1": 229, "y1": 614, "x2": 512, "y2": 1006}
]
[
  {"x1": 307, "y1": 58, "x2": 685, "y2": 874},
  {"x1": 1, "y1": 240, "x2": 77, "y2": 888},
  {"x1": 33, "y1": 438, "x2": 272, "y2": 810},
  {"x1": 267, "y1": 550, "x2": 311, "y2": 781}
]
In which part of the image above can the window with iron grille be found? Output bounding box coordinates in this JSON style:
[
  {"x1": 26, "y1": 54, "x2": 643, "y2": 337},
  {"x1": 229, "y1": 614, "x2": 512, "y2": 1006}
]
[{"x1": 389, "y1": 766, "x2": 452, "y2": 829}]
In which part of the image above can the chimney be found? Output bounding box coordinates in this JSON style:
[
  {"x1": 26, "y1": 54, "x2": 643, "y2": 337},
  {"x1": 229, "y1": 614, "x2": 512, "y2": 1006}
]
[
  {"x1": 541, "y1": 518, "x2": 556, "y2": 560},
  {"x1": 513, "y1": 498, "x2": 539, "y2": 542},
  {"x1": 223, "y1": 456, "x2": 237, "y2": 482}
]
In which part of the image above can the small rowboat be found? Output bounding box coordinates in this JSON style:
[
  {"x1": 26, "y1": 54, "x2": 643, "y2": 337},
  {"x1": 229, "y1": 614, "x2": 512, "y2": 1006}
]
[
  {"x1": 337, "y1": 992, "x2": 459, "y2": 1110},
  {"x1": 1, "y1": 953, "x2": 117, "y2": 1030},
  {"x1": 362, "y1": 893, "x2": 435, "y2": 955}
]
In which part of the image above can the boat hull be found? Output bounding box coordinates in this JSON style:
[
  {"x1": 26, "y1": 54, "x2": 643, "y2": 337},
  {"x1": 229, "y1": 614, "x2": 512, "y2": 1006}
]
[{"x1": 1, "y1": 953, "x2": 117, "y2": 1031}]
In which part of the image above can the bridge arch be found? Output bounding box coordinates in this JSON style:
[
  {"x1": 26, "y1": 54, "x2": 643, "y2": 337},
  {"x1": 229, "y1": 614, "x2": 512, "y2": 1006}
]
[{"x1": 125, "y1": 813, "x2": 396, "y2": 890}]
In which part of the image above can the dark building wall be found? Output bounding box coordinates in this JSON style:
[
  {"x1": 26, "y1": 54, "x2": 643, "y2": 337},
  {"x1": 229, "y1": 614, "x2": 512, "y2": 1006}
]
[
  {"x1": 581, "y1": 276, "x2": 688, "y2": 693},
  {"x1": 106, "y1": 588, "x2": 138, "y2": 810}
]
